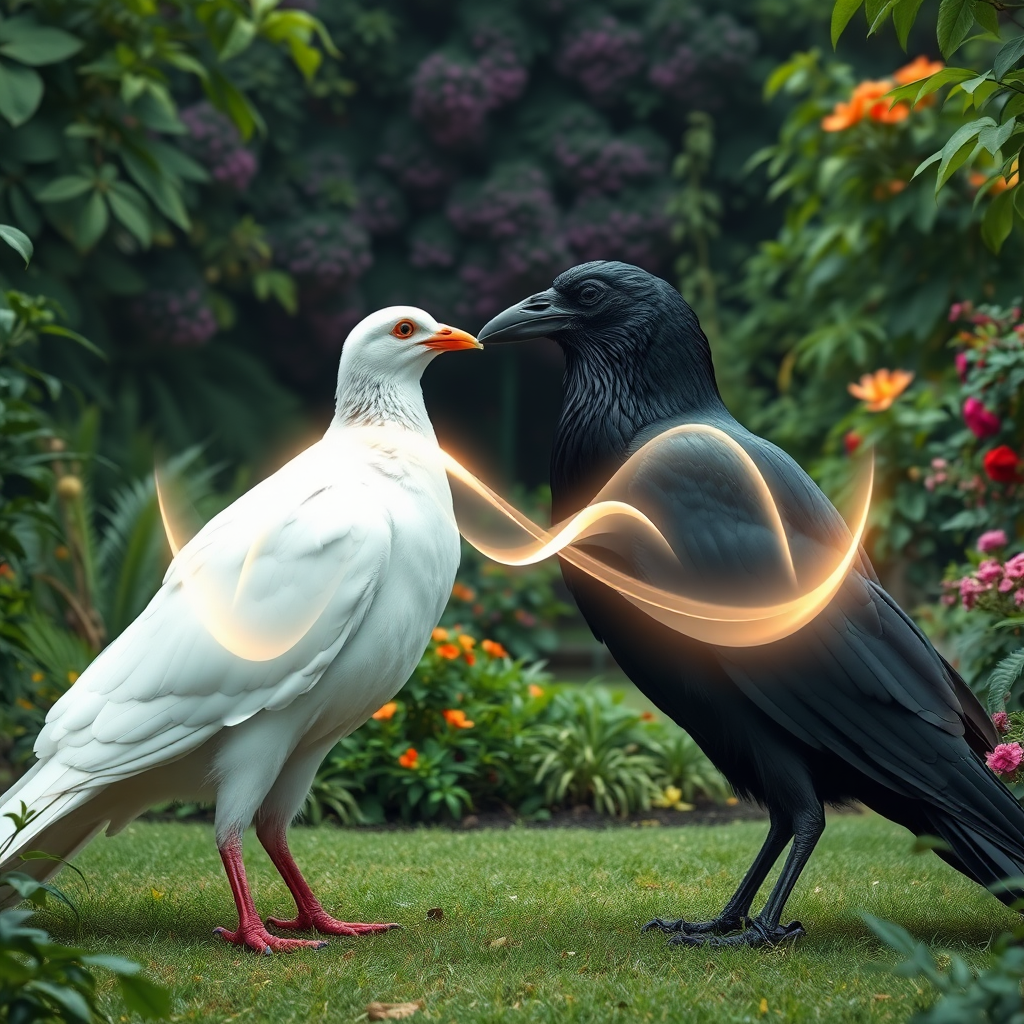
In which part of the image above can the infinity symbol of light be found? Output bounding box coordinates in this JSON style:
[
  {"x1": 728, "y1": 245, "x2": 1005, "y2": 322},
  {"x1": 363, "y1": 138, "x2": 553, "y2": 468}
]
[{"x1": 156, "y1": 424, "x2": 873, "y2": 661}]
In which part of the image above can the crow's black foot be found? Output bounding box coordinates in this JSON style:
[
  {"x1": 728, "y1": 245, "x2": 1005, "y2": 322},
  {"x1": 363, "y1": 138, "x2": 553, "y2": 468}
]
[
  {"x1": 666, "y1": 919, "x2": 805, "y2": 949},
  {"x1": 641, "y1": 914, "x2": 744, "y2": 936}
]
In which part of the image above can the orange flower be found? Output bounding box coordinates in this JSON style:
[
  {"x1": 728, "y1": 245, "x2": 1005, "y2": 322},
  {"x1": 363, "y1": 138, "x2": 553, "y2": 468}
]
[
  {"x1": 372, "y1": 701, "x2": 398, "y2": 720},
  {"x1": 463, "y1": 651, "x2": 476, "y2": 666},
  {"x1": 528, "y1": 683, "x2": 544, "y2": 698},
  {"x1": 442, "y1": 708, "x2": 475, "y2": 728},
  {"x1": 30, "y1": 671, "x2": 44, "y2": 684},
  {"x1": 847, "y1": 368, "x2": 915, "y2": 412},
  {"x1": 451, "y1": 582, "x2": 476, "y2": 601},
  {"x1": 457, "y1": 634, "x2": 475, "y2": 650},
  {"x1": 15, "y1": 698, "x2": 33, "y2": 711},
  {"x1": 398, "y1": 747, "x2": 419, "y2": 768},
  {"x1": 640, "y1": 711, "x2": 656, "y2": 722},
  {"x1": 822, "y1": 79, "x2": 909, "y2": 131},
  {"x1": 431, "y1": 627, "x2": 449, "y2": 642},
  {"x1": 0, "y1": 564, "x2": 13, "y2": 579},
  {"x1": 873, "y1": 179, "x2": 907, "y2": 200},
  {"x1": 893, "y1": 56, "x2": 944, "y2": 86},
  {"x1": 436, "y1": 643, "x2": 460, "y2": 660},
  {"x1": 482, "y1": 639, "x2": 509, "y2": 659}
]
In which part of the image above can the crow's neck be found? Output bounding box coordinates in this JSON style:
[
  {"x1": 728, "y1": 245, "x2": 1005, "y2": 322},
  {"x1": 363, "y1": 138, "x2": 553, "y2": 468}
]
[{"x1": 551, "y1": 326, "x2": 728, "y2": 518}]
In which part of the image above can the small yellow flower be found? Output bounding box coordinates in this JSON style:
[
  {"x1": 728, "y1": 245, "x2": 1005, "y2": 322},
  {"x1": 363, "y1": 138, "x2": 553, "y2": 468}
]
[
  {"x1": 15, "y1": 698, "x2": 34, "y2": 711},
  {"x1": 53, "y1": 545, "x2": 70, "y2": 561},
  {"x1": 652, "y1": 786, "x2": 694, "y2": 812},
  {"x1": 457, "y1": 634, "x2": 475, "y2": 650},
  {"x1": 67, "y1": 671, "x2": 79, "y2": 684},
  {"x1": 151, "y1": 888, "x2": 165, "y2": 900},
  {"x1": 30, "y1": 672, "x2": 44, "y2": 684},
  {"x1": 431, "y1": 627, "x2": 449, "y2": 642},
  {"x1": 725, "y1": 796, "x2": 739, "y2": 807}
]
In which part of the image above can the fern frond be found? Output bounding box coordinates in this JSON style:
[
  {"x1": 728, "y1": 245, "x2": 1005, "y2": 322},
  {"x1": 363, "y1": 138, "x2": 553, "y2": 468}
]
[{"x1": 986, "y1": 649, "x2": 1024, "y2": 714}]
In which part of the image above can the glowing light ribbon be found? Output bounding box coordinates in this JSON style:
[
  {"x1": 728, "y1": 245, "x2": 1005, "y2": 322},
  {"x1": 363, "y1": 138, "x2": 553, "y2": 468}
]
[{"x1": 156, "y1": 425, "x2": 873, "y2": 660}]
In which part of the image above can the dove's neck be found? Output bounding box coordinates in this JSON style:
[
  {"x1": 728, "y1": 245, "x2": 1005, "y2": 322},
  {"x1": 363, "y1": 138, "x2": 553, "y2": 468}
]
[{"x1": 333, "y1": 365, "x2": 434, "y2": 439}]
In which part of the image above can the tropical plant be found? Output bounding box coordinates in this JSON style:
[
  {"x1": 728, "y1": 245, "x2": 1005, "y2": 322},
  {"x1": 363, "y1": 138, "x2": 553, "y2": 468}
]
[{"x1": 530, "y1": 688, "x2": 664, "y2": 818}]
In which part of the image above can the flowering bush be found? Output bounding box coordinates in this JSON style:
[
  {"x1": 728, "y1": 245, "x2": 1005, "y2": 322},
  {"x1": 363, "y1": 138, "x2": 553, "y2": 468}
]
[
  {"x1": 556, "y1": 15, "x2": 644, "y2": 105},
  {"x1": 179, "y1": 102, "x2": 259, "y2": 192},
  {"x1": 307, "y1": 627, "x2": 729, "y2": 824}
]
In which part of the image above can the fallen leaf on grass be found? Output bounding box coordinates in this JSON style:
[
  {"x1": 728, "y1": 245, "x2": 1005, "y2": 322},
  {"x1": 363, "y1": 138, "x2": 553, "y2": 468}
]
[
  {"x1": 151, "y1": 888, "x2": 164, "y2": 900},
  {"x1": 366, "y1": 1001, "x2": 424, "y2": 1020},
  {"x1": 488, "y1": 937, "x2": 507, "y2": 948},
  {"x1": 759, "y1": 998, "x2": 768, "y2": 1015},
  {"x1": 342, "y1": 950, "x2": 355, "y2": 961},
  {"x1": 873, "y1": 994, "x2": 891, "y2": 1001},
  {"x1": 426, "y1": 907, "x2": 443, "y2": 921}
]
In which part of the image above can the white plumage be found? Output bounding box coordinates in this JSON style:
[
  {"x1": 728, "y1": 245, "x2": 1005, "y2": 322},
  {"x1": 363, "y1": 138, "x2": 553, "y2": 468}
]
[{"x1": 0, "y1": 306, "x2": 480, "y2": 953}]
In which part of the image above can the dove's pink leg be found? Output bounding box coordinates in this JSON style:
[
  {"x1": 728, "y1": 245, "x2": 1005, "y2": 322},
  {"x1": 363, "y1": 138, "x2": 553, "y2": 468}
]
[
  {"x1": 258, "y1": 824, "x2": 400, "y2": 937},
  {"x1": 213, "y1": 834, "x2": 328, "y2": 954}
]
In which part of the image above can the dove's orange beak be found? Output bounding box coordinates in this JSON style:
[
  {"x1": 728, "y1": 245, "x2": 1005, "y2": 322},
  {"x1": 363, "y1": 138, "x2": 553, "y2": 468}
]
[{"x1": 420, "y1": 325, "x2": 482, "y2": 351}]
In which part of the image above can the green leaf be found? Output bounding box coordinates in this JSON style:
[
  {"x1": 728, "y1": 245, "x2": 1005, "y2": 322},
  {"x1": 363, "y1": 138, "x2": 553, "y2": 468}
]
[
  {"x1": 862, "y1": 913, "x2": 923, "y2": 957},
  {"x1": 867, "y1": 0, "x2": 898, "y2": 35},
  {"x1": 979, "y1": 117, "x2": 1016, "y2": 154},
  {"x1": 933, "y1": 116, "x2": 995, "y2": 191},
  {"x1": 986, "y1": 649, "x2": 1024, "y2": 712},
  {"x1": 937, "y1": 0, "x2": 978, "y2": 58},
  {"x1": 0, "y1": 223, "x2": 32, "y2": 265},
  {"x1": 980, "y1": 185, "x2": 1016, "y2": 252},
  {"x1": 0, "y1": 58, "x2": 43, "y2": 127},
  {"x1": 995, "y1": 35, "x2": 1024, "y2": 81},
  {"x1": 204, "y1": 71, "x2": 264, "y2": 140},
  {"x1": 34, "y1": 175, "x2": 92, "y2": 202},
  {"x1": 118, "y1": 973, "x2": 172, "y2": 1019},
  {"x1": 107, "y1": 183, "x2": 151, "y2": 246},
  {"x1": 39, "y1": 324, "x2": 106, "y2": 359},
  {"x1": 973, "y1": 1, "x2": 1000, "y2": 35},
  {"x1": 832, "y1": 0, "x2": 866, "y2": 47},
  {"x1": 0, "y1": 21, "x2": 81, "y2": 66},
  {"x1": 220, "y1": 18, "x2": 256, "y2": 61},
  {"x1": 120, "y1": 148, "x2": 190, "y2": 230},
  {"x1": 894, "y1": 0, "x2": 926, "y2": 49}
]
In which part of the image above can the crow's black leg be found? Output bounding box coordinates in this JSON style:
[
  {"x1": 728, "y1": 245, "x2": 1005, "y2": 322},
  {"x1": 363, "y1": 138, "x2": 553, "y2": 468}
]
[
  {"x1": 667, "y1": 802, "x2": 825, "y2": 949},
  {"x1": 642, "y1": 811, "x2": 793, "y2": 937}
]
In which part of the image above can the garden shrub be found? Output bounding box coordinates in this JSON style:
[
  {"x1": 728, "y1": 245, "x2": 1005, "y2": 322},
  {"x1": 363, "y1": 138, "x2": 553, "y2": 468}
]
[{"x1": 305, "y1": 626, "x2": 729, "y2": 825}]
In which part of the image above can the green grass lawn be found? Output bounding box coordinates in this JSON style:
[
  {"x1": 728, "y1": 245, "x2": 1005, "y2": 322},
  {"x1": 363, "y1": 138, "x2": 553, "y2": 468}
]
[{"x1": 37, "y1": 813, "x2": 1018, "y2": 1024}]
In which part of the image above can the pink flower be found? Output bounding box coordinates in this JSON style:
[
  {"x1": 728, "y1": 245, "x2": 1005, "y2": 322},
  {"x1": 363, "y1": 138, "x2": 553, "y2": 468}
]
[
  {"x1": 931, "y1": 458, "x2": 948, "y2": 470},
  {"x1": 959, "y1": 577, "x2": 988, "y2": 609},
  {"x1": 976, "y1": 560, "x2": 1004, "y2": 585},
  {"x1": 1005, "y1": 553, "x2": 1024, "y2": 579},
  {"x1": 978, "y1": 530, "x2": 1008, "y2": 553},
  {"x1": 949, "y1": 301, "x2": 972, "y2": 321},
  {"x1": 955, "y1": 351, "x2": 969, "y2": 381},
  {"x1": 999, "y1": 577, "x2": 1016, "y2": 593},
  {"x1": 1017, "y1": 588, "x2": 1024, "y2": 607},
  {"x1": 963, "y1": 397, "x2": 1001, "y2": 439},
  {"x1": 987, "y1": 742, "x2": 1024, "y2": 775},
  {"x1": 993, "y1": 711, "x2": 1010, "y2": 733}
]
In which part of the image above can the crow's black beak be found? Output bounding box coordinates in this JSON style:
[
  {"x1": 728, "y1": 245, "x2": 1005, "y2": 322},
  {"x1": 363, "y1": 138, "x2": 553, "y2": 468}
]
[{"x1": 477, "y1": 289, "x2": 573, "y2": 344}]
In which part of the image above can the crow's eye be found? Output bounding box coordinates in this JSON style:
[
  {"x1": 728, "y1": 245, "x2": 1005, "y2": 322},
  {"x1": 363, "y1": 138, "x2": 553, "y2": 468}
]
[
  {"x1": 578, "y1": 284, "x2": 601, "y2": 305},
  {"x1": 391, "y1": 320, "x2": 416, "y2": 338}
]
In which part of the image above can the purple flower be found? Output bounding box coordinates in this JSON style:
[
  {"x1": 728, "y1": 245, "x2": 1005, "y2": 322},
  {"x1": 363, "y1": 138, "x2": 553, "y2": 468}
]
[
  {"x1": 411, "y1": 53, "x2": 491, "y2": 147},
  {"x1": 978, "y1": 530, "x2": 1009, "y2": 553},
  {"x1": 179, "y1": 102, "x2": 258, "y2": 192},
  {"x1": 556, "y1": 17, "x2": 644, "y2": 104}
]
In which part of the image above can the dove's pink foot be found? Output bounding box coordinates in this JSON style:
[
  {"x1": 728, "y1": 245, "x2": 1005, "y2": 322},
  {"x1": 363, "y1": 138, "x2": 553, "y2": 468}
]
[
  {"x1": 258, "y1": 824, "x2": 400, "y2": 937},
  {"x1": 215, "y1": 834, "x2": 327, "y2": 955},
  {"x1": 266, "y1": 910, "x2": 399, "y2": 936},
  {"x1": 213, "y1": 922, "x2": 328, "y2": 954}
]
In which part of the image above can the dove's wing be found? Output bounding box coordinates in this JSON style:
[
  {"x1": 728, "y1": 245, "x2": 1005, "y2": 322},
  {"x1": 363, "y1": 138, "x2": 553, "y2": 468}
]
[{"x1": 36, "y1": 440, "x2": 392, "y2": 786}]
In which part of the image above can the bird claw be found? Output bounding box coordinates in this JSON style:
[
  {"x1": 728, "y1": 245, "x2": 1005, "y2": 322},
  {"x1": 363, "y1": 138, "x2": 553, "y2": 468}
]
[
  {"x1": 213, "y1": 924, "x2": 328, "y2": 954},
  {"x1": 666, "y1": 919, "x2": 805, "y2": 949},
  {"x1": 266, "y1": 912, "x2": 401, "y2": 937},
  {"x1": 642, "y1": 914, "x2": 744, "y2": 936}
]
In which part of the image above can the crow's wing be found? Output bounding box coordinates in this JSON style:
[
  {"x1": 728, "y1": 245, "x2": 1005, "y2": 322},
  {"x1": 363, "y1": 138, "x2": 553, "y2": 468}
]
[
  {"x1": 36, "y1": 440, "x2": 391, "y2": 786},
  {"x1": 608, "y1": 425, "x2": 1014, "y2": 846}
]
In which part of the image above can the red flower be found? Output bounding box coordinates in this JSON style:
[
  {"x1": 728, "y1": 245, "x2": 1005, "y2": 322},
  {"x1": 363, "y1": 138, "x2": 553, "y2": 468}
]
[
  {"x1": 436, "y1": 643, "x2": 461, "y2": 660},
  {"x1": 398, "y1": 747, "x2": 419, "y2": 769},
  {"x1": 843, "y1": 431, "x2": 862, "y2": 456},
  {"x1": 983, "y1": 446, "x2": 1020, "y2": 484},
  {"x1": 442, "y1": 708, "x2": 474, "y2": 728}
]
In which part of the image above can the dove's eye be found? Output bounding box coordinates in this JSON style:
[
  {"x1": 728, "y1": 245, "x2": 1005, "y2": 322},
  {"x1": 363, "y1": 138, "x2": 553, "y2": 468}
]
[{"x1": 391, "y1": 320, "x2": 417, "y2": 338}]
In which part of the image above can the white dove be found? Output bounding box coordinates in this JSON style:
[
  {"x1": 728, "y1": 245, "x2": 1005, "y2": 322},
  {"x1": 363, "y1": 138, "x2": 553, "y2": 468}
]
[{"x1": 0, "y1": 307, "x2": 481, "y2": 954}]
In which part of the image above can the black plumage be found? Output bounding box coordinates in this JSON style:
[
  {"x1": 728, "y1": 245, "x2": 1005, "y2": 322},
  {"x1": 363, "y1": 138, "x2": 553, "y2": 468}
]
[{"x1": 477, "y1": 260, "x2": 1024, "y2": 948}]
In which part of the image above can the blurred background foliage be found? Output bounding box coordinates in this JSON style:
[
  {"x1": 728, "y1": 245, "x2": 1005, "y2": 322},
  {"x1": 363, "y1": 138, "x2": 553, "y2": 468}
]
[{"x1": 1, "y1": 0, "x2": 1024, "y2": 818}]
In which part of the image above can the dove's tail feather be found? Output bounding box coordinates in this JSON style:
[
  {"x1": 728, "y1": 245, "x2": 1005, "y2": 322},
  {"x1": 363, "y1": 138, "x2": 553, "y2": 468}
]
[{"x1": 0, "y1": 761, "x2": 106, "y2": 906}]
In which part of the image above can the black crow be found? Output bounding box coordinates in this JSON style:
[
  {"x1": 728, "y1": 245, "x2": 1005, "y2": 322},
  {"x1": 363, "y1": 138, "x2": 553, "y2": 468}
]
[{"x1": 477, "y1": 260, "x2": 1024, "y2": 948}]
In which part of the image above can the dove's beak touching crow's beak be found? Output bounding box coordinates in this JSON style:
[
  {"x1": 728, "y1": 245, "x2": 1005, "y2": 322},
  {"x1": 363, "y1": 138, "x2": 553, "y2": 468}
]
[
  {"x1": 476, "y1": 289, "x2": 574, "y2": 344},
  {"x1": 420, "y1": 325, "x2": 483, "y2": 351}
]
